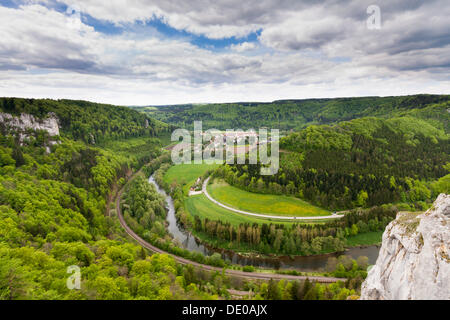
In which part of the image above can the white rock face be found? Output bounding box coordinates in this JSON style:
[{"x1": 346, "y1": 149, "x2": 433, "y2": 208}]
[
  {"x1": 0, "y1": 112, "x2": 60, "y2": 137},
  {"x1": 360, "y1": 194, "x2": 450, "y2": 300}
]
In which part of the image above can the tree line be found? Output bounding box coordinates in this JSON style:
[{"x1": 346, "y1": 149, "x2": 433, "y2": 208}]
[
  {"x1": 190, "y1": 203, "x2": 396, "y2": 256},
  {"x1": 139, "y1": 94, "x2": 450, "y2": 131}
]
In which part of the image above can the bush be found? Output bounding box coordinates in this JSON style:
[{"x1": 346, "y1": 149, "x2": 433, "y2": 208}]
[
  {"x1": 242, "y1": 265, "x2": 255, "y2": 272},
  {"x1": 206, "y1": 253, "x2": 225, "y2": 267}
]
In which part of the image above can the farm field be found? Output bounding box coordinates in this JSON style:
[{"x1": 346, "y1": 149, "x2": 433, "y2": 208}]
[
  {"x1": 163, "y1": 163, "x2": 221, "y2": 194},
  {"x1": 207, "y1": 179, "x2": 331, "y2": 217},
  {"x1": 184, "y1": 194, "x2": 327, "y2": 227}
]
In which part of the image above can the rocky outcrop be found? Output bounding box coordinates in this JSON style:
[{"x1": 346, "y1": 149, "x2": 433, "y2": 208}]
[
  {"x1": 0, "y1": 112, "x2": 60, "y2": 137},
  {"x1": 0, "y1": 112, "x2": 60, "y2": 153},
  {"x1": 360, "y1": 194, "x2": 450, "y2": 300}
]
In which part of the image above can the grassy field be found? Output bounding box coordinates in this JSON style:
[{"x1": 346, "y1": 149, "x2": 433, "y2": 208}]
[
  {"x1": 345, "y1": 231, "x2": 384, "y2": 247},
  {"x1": 185, "y1": 194, "x2": 326, "y2": 227},
  {"x1": 207, "y1": 179, "x2": 331, "y2": 217},
  {"x1": 163, "y1": 163, "x2": 221, "y2": 194}
]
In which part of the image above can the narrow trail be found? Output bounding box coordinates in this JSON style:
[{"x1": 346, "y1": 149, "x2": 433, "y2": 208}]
[
  {"x1": 202, "y1": 177, "x2": 345, "y2": 220},
  {"x1": 115, "y1": 170, "x2": 345, "y2": 283}
]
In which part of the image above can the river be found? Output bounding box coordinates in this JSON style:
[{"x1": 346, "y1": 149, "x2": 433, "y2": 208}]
[{"x1": 149, "y1": 175, "x2": 380, "y2": 272}]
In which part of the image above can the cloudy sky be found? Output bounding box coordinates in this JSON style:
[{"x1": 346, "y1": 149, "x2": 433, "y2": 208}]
[{"x1": 0, "y1": 0, "x2": 449, "y2": 105}]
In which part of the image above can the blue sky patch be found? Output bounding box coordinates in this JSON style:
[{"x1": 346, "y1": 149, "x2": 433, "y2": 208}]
[
  {"x1": 2, "y1": 1, "x2": 261, "y2": 50},
  {"x1": 1, "y1": 0, "x2": 20, "y2": 8},
  {"x1": 143, "y1": 18, "x2": 261, "y2": 51}
]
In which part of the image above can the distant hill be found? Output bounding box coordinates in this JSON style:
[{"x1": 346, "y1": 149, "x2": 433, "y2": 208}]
[{"x1": 130, "y1": 94, "x2": 450, "y2": 131}]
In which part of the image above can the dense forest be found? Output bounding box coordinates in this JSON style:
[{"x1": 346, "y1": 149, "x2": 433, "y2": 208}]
[
  {"x1": 216, "y1": 101, "x2": 449, "y2": 210},
  {"x1": 0, "y1": 98, "x2": 170, "y2": 144},
  {"x1": 132, "y1": 94, "x2": 450, "y2": 131},
  {"x1": 0, "y1": 99, "x2": 227, "y2": 299}
]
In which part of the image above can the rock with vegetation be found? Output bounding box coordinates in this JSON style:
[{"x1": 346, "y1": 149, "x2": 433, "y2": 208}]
[
  {"x1": 0, "y1": 112, "x2": 60, "y2": 137},
  {"x1": 360, "y1": 194, "x2": 450, "y2": 300}
]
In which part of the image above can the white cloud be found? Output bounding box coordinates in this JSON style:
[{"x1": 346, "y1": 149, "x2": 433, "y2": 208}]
[
  {"x1": 229, "y1": 42, "x2": 257, "y2": 52},
  {"x1": 0, "y1": 1, "x2": 448, "y2": 104}
]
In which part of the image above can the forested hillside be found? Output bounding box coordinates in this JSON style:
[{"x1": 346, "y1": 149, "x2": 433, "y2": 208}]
[
  {"x1": 0, "y1": 98, "x2": 169, "y2": 144},
  {"x1": 219, "y1": 101, "x2": 450, "y2": 210},
  {"x1": 132, "y1": 94, "x2": 450, "y2": 131},
  {"x1": 0, "y1": 98, "x2": 221, "y2": 299}
]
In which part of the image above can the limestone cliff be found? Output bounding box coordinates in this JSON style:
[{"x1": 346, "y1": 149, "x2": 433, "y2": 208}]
[
  {"x1": 360, "y1": 193, "x2": 450, "y2": 300},
  {"x1": 0, "y1": 112, "x2": 60, "y2": 152},
  {"x1": 0, "y1": 112, "x2": 60, "y2": 137}
]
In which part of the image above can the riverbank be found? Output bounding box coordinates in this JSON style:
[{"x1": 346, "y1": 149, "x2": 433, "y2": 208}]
[
  {"x1": 190, "y1": 226, "x2": 381, "y2": 257},
  {"x1": 190, "y1": 230, "x2": 380, "y2": 270},
  {"x1": 146, "y1": 169, "x2": 381, "y2": 271},
  {"x1": 114, "y1": 168, "x2": 346, "y2": 282}
]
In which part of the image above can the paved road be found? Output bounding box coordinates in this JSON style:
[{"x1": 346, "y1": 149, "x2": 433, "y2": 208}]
[
  {"x1": 202, "y1": 177, "x2": 345, "y2": 220},
  {"x1": 115, "y1": 171, "x2": 344, "y2": 283}
]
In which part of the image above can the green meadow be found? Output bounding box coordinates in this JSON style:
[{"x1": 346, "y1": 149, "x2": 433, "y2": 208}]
[
  {"x1": 163, "y1": 162, "x2": 221, "y2": 194},
  {"x1": 207, "y1": 179, "x2": 331, "y2": 217},
  {"x1": 184, "y1": 194, "x2": 307, "y2": 226}
]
